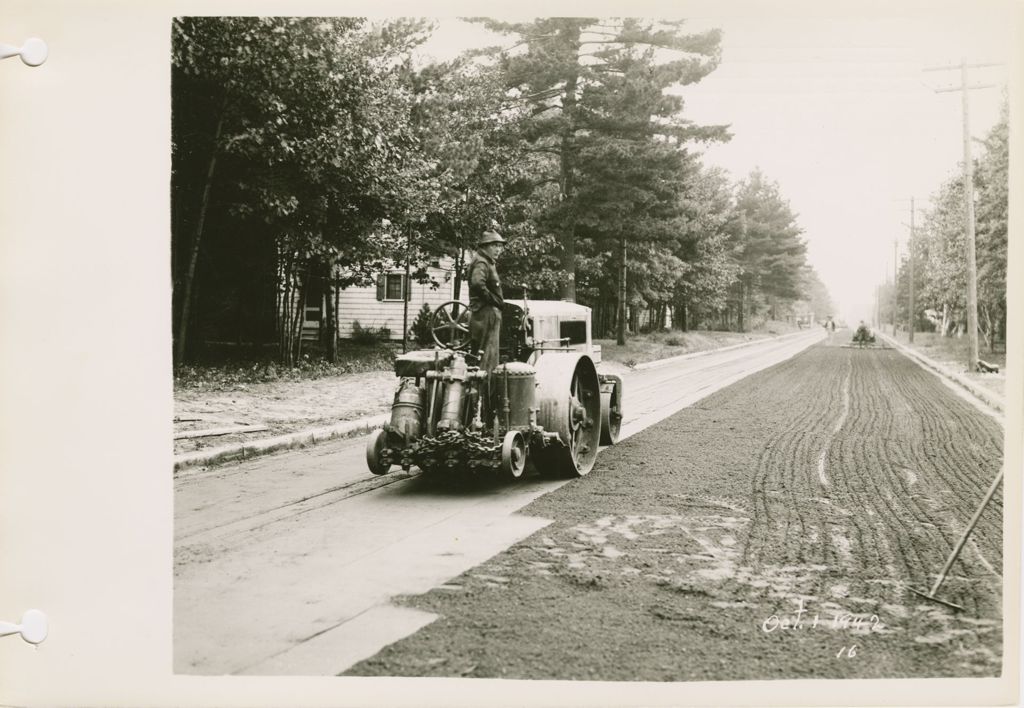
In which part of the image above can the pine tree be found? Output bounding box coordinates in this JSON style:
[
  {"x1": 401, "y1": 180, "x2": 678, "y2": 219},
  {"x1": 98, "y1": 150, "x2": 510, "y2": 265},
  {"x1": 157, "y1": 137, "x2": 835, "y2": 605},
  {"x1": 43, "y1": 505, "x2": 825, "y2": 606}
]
[{"x1": 472, "y1": 18, "x2": 728, "y2": 301}]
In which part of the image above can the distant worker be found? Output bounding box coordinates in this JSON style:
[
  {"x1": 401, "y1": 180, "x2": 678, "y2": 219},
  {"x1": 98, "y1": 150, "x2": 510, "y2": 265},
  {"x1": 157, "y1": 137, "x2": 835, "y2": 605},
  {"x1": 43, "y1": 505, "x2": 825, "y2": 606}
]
[
  {"x1": 826, "y1": 316, "x2": 836, "y2": 333},
  {"x1": 468, "y1": 229, "x2": 506, "y2": 372}
]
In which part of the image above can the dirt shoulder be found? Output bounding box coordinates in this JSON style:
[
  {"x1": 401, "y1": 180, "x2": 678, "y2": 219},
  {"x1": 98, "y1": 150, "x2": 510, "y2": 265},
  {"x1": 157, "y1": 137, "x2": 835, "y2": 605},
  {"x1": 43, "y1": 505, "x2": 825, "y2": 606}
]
[{"x1": 346, "y1": 341, "x2": 1003, "y2": 681}]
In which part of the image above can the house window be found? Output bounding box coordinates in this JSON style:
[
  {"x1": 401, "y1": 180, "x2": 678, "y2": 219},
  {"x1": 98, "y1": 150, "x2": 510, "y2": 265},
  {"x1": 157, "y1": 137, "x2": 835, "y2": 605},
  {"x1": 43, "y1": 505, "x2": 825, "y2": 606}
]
[{"x1": 384, "y1": 273, "x2": 407, "y2": 301}]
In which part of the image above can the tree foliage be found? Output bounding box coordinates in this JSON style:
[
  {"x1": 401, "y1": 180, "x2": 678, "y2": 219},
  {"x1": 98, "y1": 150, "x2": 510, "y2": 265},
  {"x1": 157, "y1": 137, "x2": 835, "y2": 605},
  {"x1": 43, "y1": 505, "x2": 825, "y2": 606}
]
[
  {"x1": 725, "y1": 169, "x2": 807, "y2": 328},
  {"x1": 896, "y1": 102, "x2": 1008, "y2": 347},
  {"x1": 171, "y1": 17, "x2": 834, "y2": 364},
  {"x1": 470, "y1": 18, "x2": 729, "y2": 301}
]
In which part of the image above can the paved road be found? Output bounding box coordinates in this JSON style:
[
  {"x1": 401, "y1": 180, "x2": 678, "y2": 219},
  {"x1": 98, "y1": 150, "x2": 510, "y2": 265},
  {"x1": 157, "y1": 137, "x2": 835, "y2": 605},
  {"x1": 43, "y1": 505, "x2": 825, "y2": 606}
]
[{"x1": 174, "y1": 330, "x2": 824, "y2": 675}]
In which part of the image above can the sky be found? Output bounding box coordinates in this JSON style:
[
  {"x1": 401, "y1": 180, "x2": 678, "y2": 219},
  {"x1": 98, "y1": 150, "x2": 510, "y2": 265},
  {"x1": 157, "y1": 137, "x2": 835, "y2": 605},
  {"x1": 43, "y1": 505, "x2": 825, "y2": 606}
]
[{"x1": 417, "y1": 2, "x2": 1015, "y2": 323}]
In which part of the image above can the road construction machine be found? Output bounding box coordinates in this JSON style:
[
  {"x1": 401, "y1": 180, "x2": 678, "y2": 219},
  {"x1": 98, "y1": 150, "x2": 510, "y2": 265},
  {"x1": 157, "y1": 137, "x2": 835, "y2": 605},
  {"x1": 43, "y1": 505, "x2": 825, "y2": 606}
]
[{"x1": 366, "y1": 299, "x2": 623, "y2": 480}]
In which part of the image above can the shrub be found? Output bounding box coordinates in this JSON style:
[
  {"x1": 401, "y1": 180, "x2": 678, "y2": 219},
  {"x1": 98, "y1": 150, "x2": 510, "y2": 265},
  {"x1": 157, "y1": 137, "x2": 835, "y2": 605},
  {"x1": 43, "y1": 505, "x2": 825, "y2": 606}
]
[
  {"x1": 665, "y1": 336, "x2": 684, "y2": 347},
  {"x1": 351, "y1": 320, "x2": 391, "y2": 345},
  {"x1": 409, "y1": 302, "x2": 435, "y2": 346}
]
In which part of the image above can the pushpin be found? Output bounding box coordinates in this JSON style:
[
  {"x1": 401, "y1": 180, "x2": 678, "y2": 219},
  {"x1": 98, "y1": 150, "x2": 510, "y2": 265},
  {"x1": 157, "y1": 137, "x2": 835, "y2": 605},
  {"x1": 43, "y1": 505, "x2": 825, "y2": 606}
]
[
  {"x1": 0, "y1": 609, "x2": 48, "y2": 645},
  {"x1": 0, "y1": 38, "x2": 48, "y2": 67}
]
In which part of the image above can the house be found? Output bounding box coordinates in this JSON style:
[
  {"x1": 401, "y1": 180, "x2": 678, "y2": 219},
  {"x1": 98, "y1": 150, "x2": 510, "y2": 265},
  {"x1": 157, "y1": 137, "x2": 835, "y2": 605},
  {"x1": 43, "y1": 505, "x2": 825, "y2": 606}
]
[{"x1": 300, "y1": 257, "x2": 468, "y2": 342}]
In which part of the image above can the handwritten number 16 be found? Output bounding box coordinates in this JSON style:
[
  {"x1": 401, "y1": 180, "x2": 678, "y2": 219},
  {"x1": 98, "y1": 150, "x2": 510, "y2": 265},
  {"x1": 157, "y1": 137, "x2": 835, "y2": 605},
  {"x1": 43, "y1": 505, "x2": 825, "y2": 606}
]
[{"x1": 836, "y1": 645, "x2": 858, "y2": 659}]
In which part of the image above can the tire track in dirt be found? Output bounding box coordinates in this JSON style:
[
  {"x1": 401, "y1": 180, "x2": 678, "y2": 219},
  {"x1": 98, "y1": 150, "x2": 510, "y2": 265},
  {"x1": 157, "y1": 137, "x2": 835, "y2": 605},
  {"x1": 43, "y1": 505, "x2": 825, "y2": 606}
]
[
  {"x1": 820, "y1": 353, "x2": 926, "y2": 602},
  {"x1": 738, "y1": 343, "x2": 1002, "y2": 611},
  {"x1": 808, "y1": 348, "x2": 1001, "y2": 623},
  {"x1": 815, "y1": 354, "x2": 852, "y2": 486},
  {"x1": 852, "y1": 353, "x2": 934, "y2": 582},
  {"x1": 882, "y1": 357, "x2": 1003, "y2": 564},
  {"x1": 875, "y1": 350, "x2": 1003, "y2": 575},
  {"x1": 741, "y1": 350, "x2": 836, "y2": 571}
]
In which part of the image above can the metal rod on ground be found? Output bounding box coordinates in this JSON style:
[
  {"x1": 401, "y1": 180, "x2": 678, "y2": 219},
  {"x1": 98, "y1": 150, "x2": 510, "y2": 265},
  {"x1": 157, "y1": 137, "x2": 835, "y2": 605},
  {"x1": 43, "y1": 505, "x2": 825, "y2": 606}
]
[{"x1": 911, "y1": 467, "x2": 1003, "y2": 611}]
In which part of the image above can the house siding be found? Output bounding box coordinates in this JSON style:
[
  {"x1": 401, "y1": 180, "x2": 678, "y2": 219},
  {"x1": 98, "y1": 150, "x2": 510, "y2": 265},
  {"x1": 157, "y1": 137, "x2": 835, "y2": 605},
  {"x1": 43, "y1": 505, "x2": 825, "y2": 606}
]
[{"x1": 337, "y1": 265, "x2": 468, "y2": 340}]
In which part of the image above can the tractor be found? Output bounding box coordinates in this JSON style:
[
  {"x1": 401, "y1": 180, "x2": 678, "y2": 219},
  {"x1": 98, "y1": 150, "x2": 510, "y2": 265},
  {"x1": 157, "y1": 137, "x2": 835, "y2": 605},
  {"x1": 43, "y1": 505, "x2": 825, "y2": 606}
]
[{"x1": 365, "y1": 298, "x2": 623, "y2": 480}]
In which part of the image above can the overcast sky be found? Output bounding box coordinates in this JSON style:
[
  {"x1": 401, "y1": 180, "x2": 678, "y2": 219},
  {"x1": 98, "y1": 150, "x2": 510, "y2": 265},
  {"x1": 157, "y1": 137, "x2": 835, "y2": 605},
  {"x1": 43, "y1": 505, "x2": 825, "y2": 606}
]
[{"x1": 418, "y1": 2, "x2": 1014, "y2": 322}]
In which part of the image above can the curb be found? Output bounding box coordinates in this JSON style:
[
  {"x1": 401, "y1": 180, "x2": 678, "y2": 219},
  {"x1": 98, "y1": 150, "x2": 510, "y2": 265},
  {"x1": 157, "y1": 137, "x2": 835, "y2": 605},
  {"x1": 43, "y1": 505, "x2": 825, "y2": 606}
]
[
  {"x1": 877, "y1": 332, "x2": 1005, "y2": 414},
  {"x1": 632, "y1": 328, "x2": 823, "y2": 371},
  {"x1": 174, "y1": 413, "x2": 388, "y2": 472},
  {"x1": 173, "y1": 329, "x2": 822, "y2": 471}
]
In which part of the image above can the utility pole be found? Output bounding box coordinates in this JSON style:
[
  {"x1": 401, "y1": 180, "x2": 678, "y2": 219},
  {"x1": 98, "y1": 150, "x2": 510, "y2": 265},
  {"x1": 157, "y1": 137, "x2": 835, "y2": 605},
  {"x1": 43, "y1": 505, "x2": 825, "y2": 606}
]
[
  {"x1": 874, "y1": 283, "x2": 880, "y2": 329},
  {"x1": 926, "y1": 59, "x2": 1000, "y2": 372},
  {"x1": 892, "y1": 238, "x2": 899, "y2": 336},
  {"x1": 909, "y1": 197, "x2": 916, "y2": 343},
  {"x1": 896, "y1": 197, "x2": 919, "y2": 343}
]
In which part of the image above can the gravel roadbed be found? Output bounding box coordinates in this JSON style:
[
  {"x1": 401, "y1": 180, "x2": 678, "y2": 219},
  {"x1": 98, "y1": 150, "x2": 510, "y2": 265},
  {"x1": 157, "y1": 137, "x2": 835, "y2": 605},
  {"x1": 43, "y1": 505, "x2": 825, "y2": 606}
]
[{"x1": 346, "y1": 341, "x2": 1003, "y2": 681}]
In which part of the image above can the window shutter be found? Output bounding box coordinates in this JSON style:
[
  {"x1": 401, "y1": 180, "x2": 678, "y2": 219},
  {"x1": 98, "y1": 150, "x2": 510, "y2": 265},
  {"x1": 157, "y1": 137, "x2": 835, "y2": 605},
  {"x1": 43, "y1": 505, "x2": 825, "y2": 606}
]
[{"x1": 376, "y1": 274, "x2": 385, "y2": 301}]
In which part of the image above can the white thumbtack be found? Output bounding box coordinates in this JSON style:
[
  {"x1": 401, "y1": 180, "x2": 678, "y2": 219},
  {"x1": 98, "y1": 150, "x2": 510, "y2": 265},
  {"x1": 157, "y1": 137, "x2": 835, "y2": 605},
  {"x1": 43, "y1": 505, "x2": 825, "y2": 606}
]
[
  {"x1": 0, "y1": 610, "x2": 48, "y2": 645},
  {"x1": 0, "y1": 38, "x2": 48, "y2": 67}
]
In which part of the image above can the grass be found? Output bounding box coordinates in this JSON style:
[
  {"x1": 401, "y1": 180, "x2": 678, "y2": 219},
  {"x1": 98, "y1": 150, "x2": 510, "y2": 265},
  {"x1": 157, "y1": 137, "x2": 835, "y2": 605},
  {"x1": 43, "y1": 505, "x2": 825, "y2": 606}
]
[
  {"x1": 889, "y1": 329, "x2": 1006, "y2": 400},
  {"x1": 892, "y1": 330, "x2": 1007, "y2": 371}
]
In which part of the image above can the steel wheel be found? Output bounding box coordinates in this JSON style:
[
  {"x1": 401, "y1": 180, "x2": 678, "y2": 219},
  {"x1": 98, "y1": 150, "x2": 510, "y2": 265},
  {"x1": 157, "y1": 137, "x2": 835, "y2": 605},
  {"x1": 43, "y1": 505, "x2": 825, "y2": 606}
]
[
  {"x1": 534, "y1": 354, "x2": 602, "y2": 477},
  {"x1": 430, "y1": 301, "x2": 471, "y2": 350},
  {"x1": 500, "y1": 430, "x2": 527, "y2": 480},
  {"x1": 365, "y1": 429, "x2": 392, "y2": 475}
]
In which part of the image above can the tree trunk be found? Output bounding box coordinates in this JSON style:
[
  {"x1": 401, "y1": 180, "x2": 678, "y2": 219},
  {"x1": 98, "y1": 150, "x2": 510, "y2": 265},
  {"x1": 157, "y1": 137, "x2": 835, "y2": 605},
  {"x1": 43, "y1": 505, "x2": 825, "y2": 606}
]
[
  {"x1": 737, "y1": 282, "x2": 746, "y2": 333},
  {"x1": 175, "y1": 94, "x2": 228, "y2": 365},
  {"x1": 291, "y1": 270, "x2": 307, "y2": 365},
  {"x1": 324, "y1": 270, "x2": 337, "y2": 363},
  {"x1": 402, "y1": 256, "x2": 411, "y2": 354},
  {"x1": 278, "y1": 255, "x2": 292, "y2": 363},
  {"x1": 557, "y1": 30, "x2": 581, "y2": 302},
  {"x1": 616, "y1": 234, "x2": 627, "y2": 345},
  {"x1": 331, "y1": 274, "x2": 340, "y2": 363},
  {"x1": 452, "y1": 246, "x2": 464, "y2": 302},
  {"x1": 680, "y1": 300, "x2": 688, "y2": 332}
]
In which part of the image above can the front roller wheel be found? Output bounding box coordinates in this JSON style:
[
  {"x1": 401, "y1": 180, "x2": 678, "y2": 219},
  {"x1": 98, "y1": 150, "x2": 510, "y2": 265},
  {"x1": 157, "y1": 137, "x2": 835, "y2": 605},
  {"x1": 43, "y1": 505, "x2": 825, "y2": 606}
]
[
  {"x1": 366, "y1": 429, "x2": 392, "y2": 475},
  {"x1": 500, "y1": 430, "x2": 527, "y2": 480},
  {"x1": 533, "y1": 353, "x2": 602, "y2": 477}
]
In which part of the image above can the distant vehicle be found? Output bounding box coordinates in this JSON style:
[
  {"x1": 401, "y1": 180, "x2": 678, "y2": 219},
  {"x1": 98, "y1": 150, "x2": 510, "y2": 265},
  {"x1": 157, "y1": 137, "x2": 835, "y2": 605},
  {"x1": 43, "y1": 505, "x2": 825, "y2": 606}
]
[
  {"x1": 366, "y1": 299, "x2": 623, "y2": 481},
  {"x1": 852, "y1": 321, "x2": 876, "y2": 346}
]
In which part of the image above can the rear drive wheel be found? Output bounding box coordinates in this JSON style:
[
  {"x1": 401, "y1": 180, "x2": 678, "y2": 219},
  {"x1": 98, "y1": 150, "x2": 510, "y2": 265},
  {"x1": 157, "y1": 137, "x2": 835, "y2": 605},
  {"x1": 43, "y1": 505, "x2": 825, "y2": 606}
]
[{"x1": 600, "y1": 376, "x2": 623, "y2": 445}]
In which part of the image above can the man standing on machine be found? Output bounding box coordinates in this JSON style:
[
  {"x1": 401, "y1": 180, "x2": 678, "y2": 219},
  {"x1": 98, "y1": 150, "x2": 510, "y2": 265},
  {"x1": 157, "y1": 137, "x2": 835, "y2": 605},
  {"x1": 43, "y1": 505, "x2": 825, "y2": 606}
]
[{"x1": 468, "y1": 229, "x2": 505, "y2": 372}]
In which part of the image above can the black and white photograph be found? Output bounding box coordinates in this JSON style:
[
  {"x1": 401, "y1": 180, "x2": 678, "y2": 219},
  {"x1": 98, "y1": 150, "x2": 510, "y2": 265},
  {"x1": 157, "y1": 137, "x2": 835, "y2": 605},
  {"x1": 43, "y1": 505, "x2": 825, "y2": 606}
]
[
  {"x1": 169, "y1": 7, "x2": 1013, "y2": 685},
  {"x1": 0, "y1": 1, "x2": 1020, "y2": 706}
]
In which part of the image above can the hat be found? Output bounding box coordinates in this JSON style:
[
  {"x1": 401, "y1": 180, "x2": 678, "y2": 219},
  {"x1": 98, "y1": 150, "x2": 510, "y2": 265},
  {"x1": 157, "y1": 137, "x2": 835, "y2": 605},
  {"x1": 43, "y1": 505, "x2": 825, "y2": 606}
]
[{"x1": 478, "y1": 230, "x2": 506, "y2": 246}]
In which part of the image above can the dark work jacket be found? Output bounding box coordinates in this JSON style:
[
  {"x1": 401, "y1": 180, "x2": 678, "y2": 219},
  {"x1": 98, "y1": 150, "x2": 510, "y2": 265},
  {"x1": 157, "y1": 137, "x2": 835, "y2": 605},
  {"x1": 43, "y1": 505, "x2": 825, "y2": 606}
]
[{"x1": 468, "y1": 251, "x2": 504, "y2": 312}]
